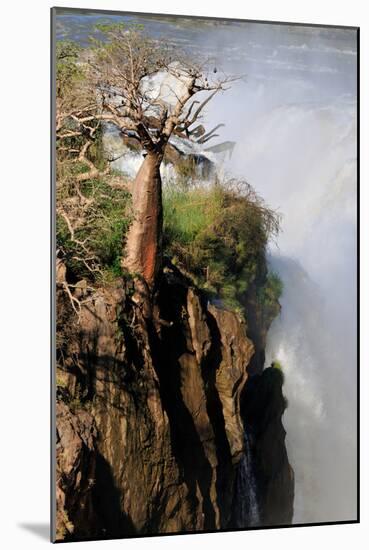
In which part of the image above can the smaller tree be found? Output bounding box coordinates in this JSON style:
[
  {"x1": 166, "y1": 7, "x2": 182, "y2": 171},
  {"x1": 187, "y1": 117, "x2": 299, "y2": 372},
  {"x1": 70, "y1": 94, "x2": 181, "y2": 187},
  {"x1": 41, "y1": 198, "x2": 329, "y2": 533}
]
[{"x1": 88, "y1": 24, "x2": 236, "y2": 291}]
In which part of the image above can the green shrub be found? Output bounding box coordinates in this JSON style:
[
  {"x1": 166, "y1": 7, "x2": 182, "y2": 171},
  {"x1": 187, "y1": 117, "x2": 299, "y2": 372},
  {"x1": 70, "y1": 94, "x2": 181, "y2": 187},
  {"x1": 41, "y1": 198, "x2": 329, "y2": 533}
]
[
  {"x1": 257, "y1": 271, "x2": 283, "y2": 314},
  {"x1": 271, "y1": 360, "x2": 284, "y2": 372},
  {"x1": 163, "y1": 179, "x2": 281, "y2": 311},
  {"x1": 164, "y1": 185, "x2": 223, "y2": 244}
]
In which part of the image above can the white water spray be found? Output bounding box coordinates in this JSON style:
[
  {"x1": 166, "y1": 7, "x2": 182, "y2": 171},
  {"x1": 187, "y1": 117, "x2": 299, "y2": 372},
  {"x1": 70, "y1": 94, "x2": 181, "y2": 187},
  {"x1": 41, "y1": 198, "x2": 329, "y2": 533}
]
[{"x1": 226, "y1": 96, "x2": 357, "y2": 523}]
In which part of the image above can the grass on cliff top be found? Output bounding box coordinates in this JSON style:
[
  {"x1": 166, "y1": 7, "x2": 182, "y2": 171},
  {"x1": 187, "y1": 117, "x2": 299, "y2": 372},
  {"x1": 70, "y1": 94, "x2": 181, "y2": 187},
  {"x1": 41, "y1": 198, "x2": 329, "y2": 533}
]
[{"x1": 163, "y1": 178, "x2": 282, "y2": 312}]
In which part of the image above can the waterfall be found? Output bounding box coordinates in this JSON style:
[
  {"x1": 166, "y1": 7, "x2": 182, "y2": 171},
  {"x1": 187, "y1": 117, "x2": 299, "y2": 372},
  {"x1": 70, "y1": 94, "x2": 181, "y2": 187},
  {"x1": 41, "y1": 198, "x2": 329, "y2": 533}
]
[
  {"x1": 234, "y1": 430, "x2": 260, "y2": 528},
  {"x1": 102, "y1": 125, "x2": 218, "y2": 186},
  {"x1": 230, "y1": 100, "x2": 357, "y2": 523}
]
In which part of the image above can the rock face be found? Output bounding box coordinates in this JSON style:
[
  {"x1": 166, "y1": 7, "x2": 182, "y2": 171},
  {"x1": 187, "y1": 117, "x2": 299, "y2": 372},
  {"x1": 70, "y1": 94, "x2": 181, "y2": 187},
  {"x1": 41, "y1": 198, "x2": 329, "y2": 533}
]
[
  {"x1": 240, "y1": 368, "x2": 295, "y2": 525},
  {"x1": 55, "y1": 401, "x2": 98, "y2": 540},
  {"x1": 55, "y1": 266, "x2": 294, "y2": 541}
]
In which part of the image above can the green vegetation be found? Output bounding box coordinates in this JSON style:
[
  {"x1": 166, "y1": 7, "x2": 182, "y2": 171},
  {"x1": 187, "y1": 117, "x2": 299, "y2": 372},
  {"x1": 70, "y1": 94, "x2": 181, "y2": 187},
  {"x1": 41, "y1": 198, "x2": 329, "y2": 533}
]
[
  {"x1": 56, "y1": 41, "x2": 132, "y2": 284},
  {"x1": 57, "y1": 176, "x2": 132, "y2": 282},
  {"x1": 257, "y1": 271, "x2": 284, "y2": 319},
  {"x1": 56, "y1": 40, "x2": 84, "y2": 99},
  {"x1": 57, "y1": 170, "x2": 283, "y2": 315},
  {"x1": 163, "y1": 179, "x2": 281, "y2": 312},
  {"x1": 55, "y1": 36, "x2": 282, "y2": 319},
  {"x1": 271, "y1": 360, "x2": 284, "y2": 372}
]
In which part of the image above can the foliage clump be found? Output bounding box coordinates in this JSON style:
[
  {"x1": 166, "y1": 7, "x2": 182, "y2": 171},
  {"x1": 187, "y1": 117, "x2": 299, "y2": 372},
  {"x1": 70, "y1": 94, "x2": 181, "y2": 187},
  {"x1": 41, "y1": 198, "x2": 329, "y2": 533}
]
[
  {"x1": 257, "y1": 271, "x2": 284, "y2": 320},
  {"x1": 163, "y1": 178, "x2": 282, "y2": 312},
  {"x1": 56, "y1": 40, "x2": 83, "y2": 99},
  {"x1": 271, "y1": 360, "x2": 284, "y2": 373}
]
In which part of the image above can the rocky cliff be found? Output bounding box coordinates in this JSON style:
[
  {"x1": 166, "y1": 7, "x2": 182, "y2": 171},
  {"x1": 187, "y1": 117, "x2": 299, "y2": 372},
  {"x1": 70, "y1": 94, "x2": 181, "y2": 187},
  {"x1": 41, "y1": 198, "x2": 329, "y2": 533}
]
[{"x1": 55, "y1": 264, "x2": 294, "y2": 541}]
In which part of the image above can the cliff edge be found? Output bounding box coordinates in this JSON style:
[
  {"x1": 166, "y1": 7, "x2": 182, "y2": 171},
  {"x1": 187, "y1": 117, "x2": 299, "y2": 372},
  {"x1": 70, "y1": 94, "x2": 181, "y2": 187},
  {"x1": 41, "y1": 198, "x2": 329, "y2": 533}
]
[{"x1": 55, "y1": 264, "x2": 294, "y2": 541}]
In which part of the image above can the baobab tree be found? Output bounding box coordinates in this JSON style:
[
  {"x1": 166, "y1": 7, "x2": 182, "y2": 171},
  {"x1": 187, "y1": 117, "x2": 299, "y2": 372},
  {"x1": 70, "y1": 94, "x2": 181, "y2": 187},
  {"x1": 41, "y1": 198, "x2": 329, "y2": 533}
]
[{"x1": 85, "y1": 23, "x2": 236, "y2": 293}]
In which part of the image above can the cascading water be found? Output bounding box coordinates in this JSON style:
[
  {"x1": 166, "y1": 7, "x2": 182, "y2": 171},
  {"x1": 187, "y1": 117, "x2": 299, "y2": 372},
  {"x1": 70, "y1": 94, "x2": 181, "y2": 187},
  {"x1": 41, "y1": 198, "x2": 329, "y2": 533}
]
[
  {"x1": 233, "y1": 430, "x2": 260, "y2": 528},
  {"x1": 233, "y1": 101, "x2": 357, "y2": 524},
  {"x1": 102, "y1": 125, "x2": 219, "y2": 187}
]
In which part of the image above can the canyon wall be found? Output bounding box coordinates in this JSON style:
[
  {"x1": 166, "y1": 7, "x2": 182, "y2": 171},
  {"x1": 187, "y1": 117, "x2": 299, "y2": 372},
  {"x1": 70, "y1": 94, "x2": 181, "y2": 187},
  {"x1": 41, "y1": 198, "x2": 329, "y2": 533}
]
[{"x1": 55, "y1": 265, "x2": 293, "y2": 541}]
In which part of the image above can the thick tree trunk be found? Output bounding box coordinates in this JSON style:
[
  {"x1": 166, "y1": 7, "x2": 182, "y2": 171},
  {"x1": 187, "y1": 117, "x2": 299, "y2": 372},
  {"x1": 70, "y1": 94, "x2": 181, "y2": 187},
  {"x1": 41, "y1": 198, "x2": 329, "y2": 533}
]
[{"x1": 122, "y1": 152, "x2": 163, "y2": 289}]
